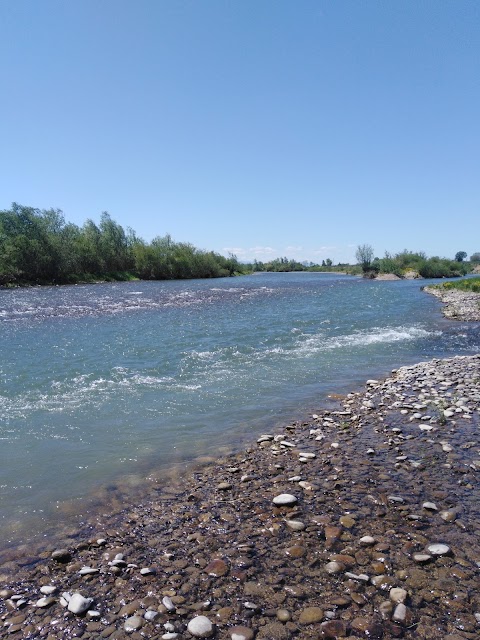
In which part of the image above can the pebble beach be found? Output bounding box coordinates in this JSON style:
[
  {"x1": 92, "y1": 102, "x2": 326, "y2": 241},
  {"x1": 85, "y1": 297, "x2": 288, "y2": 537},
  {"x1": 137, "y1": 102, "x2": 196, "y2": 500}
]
[{"x1": 1, "y1": 290, "x2": 480, "y2": 640}]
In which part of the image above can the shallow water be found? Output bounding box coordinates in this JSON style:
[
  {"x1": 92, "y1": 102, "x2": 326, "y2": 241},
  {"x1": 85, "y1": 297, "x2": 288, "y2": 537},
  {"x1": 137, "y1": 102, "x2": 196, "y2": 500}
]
[{"x1": 1, "y1": 273, "x2": 479, "y2": 544}]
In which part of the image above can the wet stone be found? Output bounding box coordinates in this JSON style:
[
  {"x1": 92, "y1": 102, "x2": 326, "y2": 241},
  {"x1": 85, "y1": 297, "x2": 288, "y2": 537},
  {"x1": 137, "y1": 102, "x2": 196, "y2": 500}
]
[
  {"x1": 320, "y1": 619, "x2": 347, "y2": 638},
  {"x1": 204, "y1": 558, "x2": 229, "y2": 577},
  {"x1": 298, "y1": 606, "x2": 324, "y2": 624},
  {"x1": 229, "y1": 626, "x2": 255, "y2": 640},
  {"x1": 51, "y1": 548, "x2": 71, "y2": 563},
  {"x1": 124, "y1": 616, "x2": 143, "y2": 632},
  {"x1": 285, "y1": 545, "x2": 306, "y2": 559}
]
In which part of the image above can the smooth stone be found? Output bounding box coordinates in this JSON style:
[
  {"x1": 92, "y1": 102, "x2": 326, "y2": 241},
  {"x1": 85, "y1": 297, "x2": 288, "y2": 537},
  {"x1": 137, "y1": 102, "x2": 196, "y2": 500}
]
[
  {"x1": 427, "y1": 543, "x2": 451, "y2": 556},
  {"x1": 187, "y1": 615, "x2": 214, "y2": 638},
  {"x1": 298, "y1": 481, "x2": 314, "y2": 490},
  {"x1": 140, "y1": 567, "x2": 155, "y2": 575},
  {"x1": 217, "y1": 482, "x2": 232, "y2": 490},
  {"x1": 67, "y1": 593, "x2": 93, "y2": 614},
  {"x1": 422, "y1": 501, "x2": 438, "y2": 511},
  {"x1": 273, "y1": 494, "x2": 298, "y2": 506},
  {"x1": 440, "y1": 510, "x2": 457, "y2": 522},
  {"x1": 35, "y1": 597, "x2": 56, "y2": 608},
  {"x1": 162, "y1": 596, "x2": 176, "y2": 612},
  {"x1": 257, "y1": 435, "x2": 274, "y2": 443},
  {"x1": 40, "y1": 586, "x2": 57, "y2": 595},
  {"x1": 285, "y1": 545, "x2": 306, "y2": 558},
  {"x1": 413, "y1": 553, "x2": 432, "y2": 563},
  {"x1": 51, "y1": 548, "x2": 71, "y2": 562},
  {"x1": 298, "y1": 452, "x2": 316, "y2": 459},
  {"x1": 320, "y1": 620, "x2": 347, "y2": 637},
  {"x1": 145, "y1": 610, "x2": 160, "y2": 621},
  {"x1": 230, "y1": 626, "x2": 254, "y2": 640},
  {"x1": 124, "y1": 615, "x2": 143, "y2": 632},
  {"x1": 298, "y1": 606, "x2": 324, "y2": 624},
  {"x1": 276, "y1": 608, "x2": 291, "y2": 622},
  {"x1": 285, "y1": 519, "x2": 306, "y2": 531},
  {"x1": 79, "y1": 566, "x2": 99, "y2": 575},
  {"x1": 162, "y1": 634, "x2": 180, "y2": 640},
  {"x1": 360, "y1": 535, "x2": 375, "y2": 546},
  {"x1": 392, "y1": 602, "x2": 407, "y2": 623},
  {"x1": 325, "y1": 561, "x2": 344, "y2": 574},
  {"x1": 204, "y1": 558, "x2": 229, "y2": 577},
  {"x1": 339, "y1": 515, "x2": 355, "y2": 528},
  {"x1": 86, "y1": 610, "x2": 101, "y2": 619},
  {"x1": 390, "y1": 588, "x2": 408, "y2": 604}
]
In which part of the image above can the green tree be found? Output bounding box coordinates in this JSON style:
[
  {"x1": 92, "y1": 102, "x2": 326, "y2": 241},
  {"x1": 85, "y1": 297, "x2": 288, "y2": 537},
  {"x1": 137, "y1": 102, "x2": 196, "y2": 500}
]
[
  {"x1": 455, "y1": 251, "x2": 467, "y2": 262},
  {"x1": 355, "y1": 244, "x2": 374, "y2": 272}
]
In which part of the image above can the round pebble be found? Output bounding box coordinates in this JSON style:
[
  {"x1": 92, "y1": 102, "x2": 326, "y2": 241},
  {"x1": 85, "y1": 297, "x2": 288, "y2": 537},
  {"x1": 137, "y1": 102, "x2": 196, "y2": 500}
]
[
  {"x1": 187, "y1": 615, "x2": 214, "y2": 638},
  {"x1": 427, "y1": 543, "x2": 451, "y2": 556},
  {"x1": 273, "y1": 493, "x2": 298, "y2": 506}
]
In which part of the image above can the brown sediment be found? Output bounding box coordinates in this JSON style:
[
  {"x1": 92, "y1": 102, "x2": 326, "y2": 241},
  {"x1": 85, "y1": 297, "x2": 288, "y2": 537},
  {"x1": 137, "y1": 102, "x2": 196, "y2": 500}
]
[
  {"x1": 424, "y1": 286, "x2": 480, "y2": 322},
  {"x1": 1, "y1": 355, "x2": 479, "y2": 639}
]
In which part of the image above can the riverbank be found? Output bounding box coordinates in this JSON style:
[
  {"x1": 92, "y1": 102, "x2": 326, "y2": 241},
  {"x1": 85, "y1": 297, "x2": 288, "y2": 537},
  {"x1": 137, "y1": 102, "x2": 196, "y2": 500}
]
[
  {"x1": 424, "y1": 286, "x2": 480, "y2": 321},
  {"x1": 1, "y1": 354, "x2": 479, "y2": 639}
]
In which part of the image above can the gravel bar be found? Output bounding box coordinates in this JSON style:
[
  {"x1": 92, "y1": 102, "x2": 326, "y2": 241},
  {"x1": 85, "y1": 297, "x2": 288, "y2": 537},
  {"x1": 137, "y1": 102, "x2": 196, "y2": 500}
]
[{"x1": 424, "y1": 286, "x2": 480, "y2": 321}]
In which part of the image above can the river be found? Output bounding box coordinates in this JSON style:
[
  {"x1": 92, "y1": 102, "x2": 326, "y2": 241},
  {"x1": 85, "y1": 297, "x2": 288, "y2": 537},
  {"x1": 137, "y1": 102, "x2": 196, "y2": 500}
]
[{"x1": 1, "y1": 272, "x2": 478, "y2": 546}]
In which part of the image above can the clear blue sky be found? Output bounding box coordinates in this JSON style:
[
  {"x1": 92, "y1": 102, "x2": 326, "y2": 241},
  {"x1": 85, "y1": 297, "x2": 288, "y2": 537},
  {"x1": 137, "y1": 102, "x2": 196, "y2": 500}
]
[{"x1": 1, "y1": 1, "x2": 478, "y2": 264}]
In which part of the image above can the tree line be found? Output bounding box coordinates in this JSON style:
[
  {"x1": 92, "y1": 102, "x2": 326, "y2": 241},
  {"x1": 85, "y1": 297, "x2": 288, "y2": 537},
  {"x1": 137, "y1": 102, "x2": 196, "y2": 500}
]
[
  {"x1": 0, "y1": 204, "x2": 240, "y2": 285},
  {"x1": 355, "y1": 244, "x2": 474, "y2": 278}
]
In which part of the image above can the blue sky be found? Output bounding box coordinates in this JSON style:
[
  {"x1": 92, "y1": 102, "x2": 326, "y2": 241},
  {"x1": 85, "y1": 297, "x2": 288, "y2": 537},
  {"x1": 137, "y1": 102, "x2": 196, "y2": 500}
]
[{"x1": 1, "y1": 1, "x2": 478, "y2": 264}]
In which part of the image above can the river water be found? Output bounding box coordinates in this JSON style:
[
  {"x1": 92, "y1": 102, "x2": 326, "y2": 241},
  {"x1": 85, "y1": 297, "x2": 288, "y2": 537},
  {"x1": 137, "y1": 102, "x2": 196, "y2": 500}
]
[{"x1": 1, "y1": 273, "x2": 479, "y2": 546}]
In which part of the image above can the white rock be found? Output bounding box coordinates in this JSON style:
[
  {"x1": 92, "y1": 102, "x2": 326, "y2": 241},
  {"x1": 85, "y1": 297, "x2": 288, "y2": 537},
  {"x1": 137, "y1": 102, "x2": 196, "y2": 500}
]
[
  {"x1": 124, "y1": 615, "x2": 143, "y2": 632},
  {"x1": 389, "y1": 587, "x2": 407, "y2": 604},
  {"x1": 78, "y1": 566, "x2": 99, "y2": 575},
  {"x1": 87, "y1": 610, "x2": 101, "y2": 619},
  {"x1": 422, "y1": 501, "x2": 438, "y2": 511},
  {"x1": 162, "y1": 596, "x2": 176, "y2": 612},
  {"x1": 393, "y1": 603, "x2": 407, "y2": 623},
  {"x1": 298, "y1": 452, "x2": 316, "y2": 459},
  {"x1": 325, "y1": 561, "x2": 343, "y2": 574},
  {"x1": 257, "y1": 434, "x2": 274, "y2": 443},
  {"x1": 162, "y1": 634, "x2": 180, "y2": 640},
  {"x1": 413, "y1": 553, "x2": 432, "y2": 563},
  {"x1": 359, "y1": 535, "x2": 375, "y2": 546},
  {"x1": 145, "y1": 610, "x2": 160, "y2": 621},
  {"x1": 187, "y1": 615, "x2": 214, "y2": 637},
  {"x1": 285, "y1": 520, "x2": 305, "y2": 531},
  {"x1": 67, "y1": 593, "x2": 93, "y2": 614},
  {"x1": 273, "y1": 493, "x2": 298, "y2": 506},
  {"x1": 40, "y1": 586, "x2": 57, "y2": 595},
  {"x1": 35, "y1": 597, "x2": 56, "y2": 608},
  {"x1": 427, "y1": 543, "x2": 450, "y2": 556},
  {"x1": 298, "y1": 481, "x2": 314, "y2": 490}
]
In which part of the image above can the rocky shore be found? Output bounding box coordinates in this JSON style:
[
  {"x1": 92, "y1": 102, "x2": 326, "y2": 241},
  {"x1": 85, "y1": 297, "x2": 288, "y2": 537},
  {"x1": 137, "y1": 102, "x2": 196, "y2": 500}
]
[
  {"x1": 1, "y1": 353, "x2": 480, "y2": 639},
  {"x1": 424, "y1": 287, "x2": 480, "y2": 322}
]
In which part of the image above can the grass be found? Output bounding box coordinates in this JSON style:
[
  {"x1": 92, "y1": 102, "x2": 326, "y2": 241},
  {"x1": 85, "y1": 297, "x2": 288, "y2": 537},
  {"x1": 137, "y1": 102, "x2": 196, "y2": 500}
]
[{"x1": 431, "y1": 277, "x2": 480, "y2": 293}]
